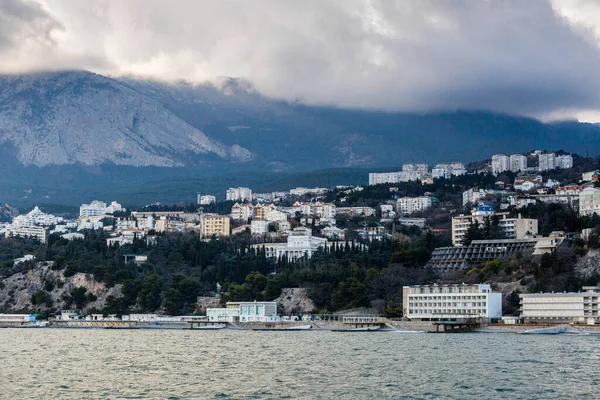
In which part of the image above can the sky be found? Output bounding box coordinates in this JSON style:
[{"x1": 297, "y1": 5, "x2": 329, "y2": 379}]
[{"x1": 2, "y1": 0, "x2": 600, "y2": 121}]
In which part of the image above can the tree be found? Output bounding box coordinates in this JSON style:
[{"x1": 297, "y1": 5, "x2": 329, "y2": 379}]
[{"x1": 138, "y1": 274, "x2": 163, "y2": 312}]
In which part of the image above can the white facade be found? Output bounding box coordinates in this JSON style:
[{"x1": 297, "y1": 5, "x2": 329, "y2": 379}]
[
  {"x1": 462, "y1": 188, "x2": 486, "y2": 206},
  {"x1": 369, "y1": 172, "x2": 400, "y2": 185},
  {"x1": 451, "y1": 212, "x2": 538, "y2": 246},
  {"x1": 105, "y1": 201, "x2": 123, "y2": 214},
  {"x1": 207, "y1": 301, "x2": 280, "y2": 323},
  {"x1": 322, "y1": 226, "x2": 345, "y2": 240},
  {"x1": 251, "y1": 219, "x2": 270, "y2": 235},
  {"x1": 538, "y1": 153, "x2": 556, "y2": 171},
  {"x1": 7, "y1": 225, "x2": 48, "y2": 243},
  {"x1": 226, "y1": 187, "x2": 253, "y2": 202},
  {"x1": 509, "y1": 154, "x2": 527, "y2": 172},
  {"x1": 80, "y1": 200, "x2": 107, "y2": 218},
  {"x1": 251, "y1": 229, "x2": 328, "y2": 260},
  {"x1": 555, "y1": 154, "x2": 573, "y2": 169},
  {"x1": 231, "y1": 203, "x2": 254, "y2": 222},
  {"x1": 491, "y1": 154, "x2": 510, "y2": 174},
  {"x1": 520, "y1": 287, "x2": 600, "y2": 324},
  {"x1": 432, "y1": 168, "x2": 450, "y2": 179},
  {"x1": 403, "y1": 163, "x2": 428, "y2": 173},
  {"x1": 10, "y1": 206, "x2": 63, "y2": 228},
  {"x1": 403, "y1": 284, "x2": 502, "y2": 322},
  {"x1": 396, "y1": 196, "x2": 432, "y2": 214},
  {"x1": 579, "y1": 187, "x2": 600, "y2": 217},
  {"x1": 199, "y1": 195, "x2": 216, "y2": 205}
]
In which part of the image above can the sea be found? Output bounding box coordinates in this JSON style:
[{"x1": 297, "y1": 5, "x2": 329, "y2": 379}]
[{"x1": 1, "y1": 329, "x2": 598, "y2": 399}]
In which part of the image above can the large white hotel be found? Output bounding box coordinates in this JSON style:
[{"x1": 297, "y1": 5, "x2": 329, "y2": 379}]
[
  {"x1": 519, "y1": 286, "x2": 600, "y2": 324},
  {"x1": 403, "y1": 284, "x2": 502, "y2": 322}
]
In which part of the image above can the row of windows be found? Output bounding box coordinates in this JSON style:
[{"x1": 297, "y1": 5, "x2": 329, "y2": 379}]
[
  {"x1": 409, "y1": 302, "x2": 487, "y2": 308},
  {"x1": 410, "y1": 309, "x2": 485, "y2": 315},
  {"x1": 409, "y1": 295, "x2": 488, "y2": 300}
]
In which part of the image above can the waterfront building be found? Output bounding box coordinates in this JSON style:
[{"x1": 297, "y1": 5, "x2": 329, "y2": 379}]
[
  {"x1": 579, "y1": 187, "x2": 600, "y2": 217},
  {"x1": 491, "y1": 154, "x2": 510, "y2": 174},
  {"x1": 226, "y1": 187, "x2": 253, "y2": 202},
  {"x1": 451, "y1": 209, "x2": 538, "y2": 246},
  {"x1": 289, "y1": 187, "x2": 328, "y2": 196},
  {"x1": 206, "y1": 301, "x2": 280, "y2": 323},
  {"x1": 519, "y1": 286, "x2": 600, "y2": 324},
  {"x1": 538, "y1": 153, "x2": 556, "y2": 171},
  {"x1": 200, "y1": 214, "x2": 231, "y2": 238},
  {"x1": 0, "y1": 314, "x2": 36, "y2": 322},
  {"x1": 403, "y1": 284, "x2": 502, "y2": 322}
]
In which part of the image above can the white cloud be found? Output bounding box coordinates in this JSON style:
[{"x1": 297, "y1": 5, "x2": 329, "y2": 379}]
[{"x1": 2, "y1": 0, "x2": 600, "y2": 120}]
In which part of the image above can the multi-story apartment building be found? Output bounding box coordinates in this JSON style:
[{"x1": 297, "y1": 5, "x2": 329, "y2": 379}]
[
  {"x1": 230, "y1": 203, "x2": 254, "y2": 222},
  {"x1": 555, "y1": 154, "x2": 573, "y2": 169},
  {"x1": 538, "y1": 153, "x2": 556, "y2": 171},
  {"x1": 200, "y1": 214, "x2": 231, "y2": 238},
  {"x1": 520, "y1": 286, "x2": 600, "y2": 324},
  {"x1": 10, "y1": 206, "x2": 63, "y2": 228},
  {"x1": 579, "y1": 187, "x2": 600, "y2": 217},
  {"x1": 403, "y1": 284, "x2": 502, "y2": 322},
  {"x1": 226, "y1": 187, "x2": 253, "y2": 202},
  {"x1": 509, "y1": 154, "x2": 527, "y2": 172},
  {"x1": 79, "y1": 200, "x2": 107, "y2": 218},
  {"x1": 462, "y1": 188, "x2": 486, "y2": 206},
  {"x1": 368, "y1": 172, "x2": 400, "y2": 185},
  {"x1": 432, "y1": 168, "x2": 450, "y2": 179},
  {"x1": 451, "y1": 209, "x2": 538, "y2": 246},
  {"x1": 250, "y1": 219, "x2": 270, "y2": 235},
  {"x1": 7, "y1": 226, "x2": 48, "y2": 244},
  {"x1": 396, "y1": 196, "x2": 432, "y2": 215},
  {"x1": 198, "y1": 194, "x2": 216, "y2": 205},
  {"x1": 491, "y1": 154, "x2": 510, "y2": 174}
]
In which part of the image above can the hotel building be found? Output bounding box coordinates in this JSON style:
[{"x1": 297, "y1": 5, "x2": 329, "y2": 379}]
[{"x1": 519, "y1": 286, "x2": 600, "y2": 324}]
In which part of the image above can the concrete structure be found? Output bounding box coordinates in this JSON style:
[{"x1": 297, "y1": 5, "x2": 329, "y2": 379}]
[
  {"x1": 451, "y1": 210, "x2": 538, "y2": 246},
  {"x1": 250, "y1": 219, "x2": 270, "y2": 235},
  {"x1": 6, "y1": 225, "x2": 48, "y2": 243},
  {"x1": 0, "y1": 314, "x2": 36, "y2": 322},
  {"x1": 492, "y1": 154, "x2": 510, "y2": 174},
  {"x1": 520, "y1": 286, "x2": 600, "y2": 324},
  {"x1": 538, "y1": 153, "x2": 556, "y2": 171},
  {"x1": 207, "y1": 301, "x2": 280, "y2": 323},
  {"x1": 198, "y1": 195, "x2": 216, "y2": 205},
  {"x1": 579, "y1": 187, "x2": 600, "y2": 217},
  {"x1": 398, "y1": 217, "x2": 426, "y2": 228},
  {"x1": 369, "y1": 172, "x2": 400, "y2": 185},
  {"x1": 231, "y1": 203, "x2": 254, "y2": 222},
  {"x1": 509, "y1": 154, "x2": 527, "y2": 172},
  {"x1": 556, "y1": 154, "x2": 573, "y2": 170},
  {"x1": 396, "y1": 196, "x2": 432, "y2": 215},
  {"x1": 250, "y1": 228, "x2": 328, "y2": 260},
  {"x1": 403, "y1": 284, "x2": 502, "y2": 322},
  {"x1": 10, "y1": 206, "x2": 63, "y2": 227},
  {"x1": 462, "y1": 188, "x2": 486, "y2": 206},
  {"x1": 322, "y1": 226, "x2": 345, "y2": 240},
  {"x1": 226, "y1": 187, "x2": 253, "y2": 202},
  {"x1": 336, "y1": 207, "x2": 376, "y2": 217},
  {"x1": 105, "y1": 201, "x2": 124, "y2": 214},
  {"x1": 200, "y1": 214, "x2": 231, "y2": 238},
  {"x1": 80, "y1": 200, "x2": 107, "y2": 218}
]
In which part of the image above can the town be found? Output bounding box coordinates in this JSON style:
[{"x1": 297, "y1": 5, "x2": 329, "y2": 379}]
[{"x1": 0, "y1": 149, "x2": 599, "y2": 333}]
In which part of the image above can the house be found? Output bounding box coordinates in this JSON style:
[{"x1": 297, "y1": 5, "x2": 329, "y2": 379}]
[
  {"x1": 231, "y1": 202, "x2": 254, "y2": 222},
  {"x1": 251, "y1": 219, "x2": 270, "y2": 235},
  {"x1": 322, "y1": 226, "x2": 345, "y2": 241}
]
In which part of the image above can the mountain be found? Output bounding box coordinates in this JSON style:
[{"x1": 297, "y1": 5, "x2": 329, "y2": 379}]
[{"x1": 0, "y1": 70, "x2": 599, "y2": 205}]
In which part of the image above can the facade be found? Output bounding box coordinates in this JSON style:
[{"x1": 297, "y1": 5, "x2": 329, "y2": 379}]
[
  {"x1": 462, "y1": 188, "x2": 486, "y2": 206},
  {"x1": 7, "y1": 226, "x2": 48, "y2": 243},
  {"x1": 451, "y1": 211, "x2": 538, "y2": 246},
  {"x1": 321, "y1": 226, "x2": 345, "y2": 240},
  {"x1": 231, "y1": 203, "x2": 254, "y2": 222},
  {"x1": 491, "y1": 154, "x2": 510, "y2": 174},
  {"x1": 79, "y1": 200, "x2": 107, "y2": 218},
  {"x1": 226, "y1": 187, "x2": 253, "y2": 202},
  {"x1": 200, "y1": 214, "x2": 231, "y2": 238},
  {"x1": 403, "y1": 284, "x2": 502, "y2": 322},
  {"x1": 520, "y1": 287, "x2": 600, "y2": 324},
  {"x1": 579, "y1": 187, "x2": 600, "y2": 217},
  {"x1": 250, "y1": 229, "x2": 328, "y2": 260},
  {"x1": 105, "y1": 201, "x2": 123, "y2": 214},
  {"x1": 199, "y1": 195, "x2": 216, "y2": 205},
  {"x1": 368, "y1": 172, "x2": 400, "y2": 185},
  {"x1": 398, "y1": 217, "x2": 426, "y2": 228},
  {"x1": 538, "y1": 153, "x2": 556, "y2": 171},
  {"x1": 10, "y1": 206, "x2": 63, "y2": 227},
  {"x1": 509, "y1": 154, "x2": 527, "y2": 172},
  {"x1": 207, "y1": 301, "x2": 280, "y2": 323},
  {"x1": 555, "y1": 154, "x2": 573, "y2": 169},
  {"x1": 396, "y1": 196, "x2": 432, "y2": 215},
  {"x1": 250, "y1": 219, "x2": 270, "y2": 235},
  {"x1": 336, "y1": 207, "x2": 376, "y2": 217}
]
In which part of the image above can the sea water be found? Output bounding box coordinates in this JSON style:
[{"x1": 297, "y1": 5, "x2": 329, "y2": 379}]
[{"x1": 0, "y1": 329, "x2": 598, "y2": 399}]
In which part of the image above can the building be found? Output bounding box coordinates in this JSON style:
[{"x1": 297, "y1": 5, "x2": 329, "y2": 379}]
[
  {"x1": 231, "y1": 203, "x2": 254, "y2": 222},
  {"x1": 403, "y1": 163, "x2": 428, "y2": 173},
  {"x1": 105, "y1": 201, "x2": 124, "y2": 214},
  {"x1": 396, "y1": 196, "x2": 432, "y2": 215},
  {"x1": 336, "y1": 207, "x2": 376, "y2": 217},
  {"x1": 403, "y1": 284, "x2": 502, "y2": 322},
  {"x1": 368, "y1": 172, "x2": 400, "y2": 185},
  {"x1": 426, "y1": 238, "x2": 540, "y2": 271},
  {"x1": 289, "y1": 187, "x2": 328, "y2": 196},
  {"x1": 250, "y1": 219, "x2": 270, "y2": 235},
  {"x1": 579, "y1": 187, "x2": 600, "y2": 217},
  {"x1": 226, "y1": 187, "x2": 253, "y2": 202},
  {"x1": 206, "y1": 301, "x2": 280, "y2": 323},
  {"x1": 538, "y1": 153, "x2": 556, "y2": 171},
  {"x1": 451, "y1": 210, "x2": 538, "y2": 246},
  {"x1": 462, "y1": 188, "x2": 486, "y2": 207},
  {"x1": 10, "y1": 206, "x2": 63, "y2": 227},
  {"x1": 398, "y1": 217, "x2": 426, "y2": 228},
  {"x1": 491, "y1": 154, "x2": 510, "y2": 174},
  {"x1": 79, "y1": 200, "x2": 107, "y2": 218},
  {"x1": 250, "y1": 228, "x2": 328, "y2": 260},
  {"x1": 200, "y1": 214, "x2": 231, "y2": 238},
  {"x1": 198, "y1": 195, "x2": 216, "y2": 205},
  {"x1": 556, "y1": 154, "x2": 573, "y2": 169},
  {"x1": 509, "y1": 154, "x2": 527, "y2": 172},
  {"x1": 582, "y1": 170, "x2": 600, "y2": 182},
  {"x1": 6, "y1": 226, "x2": 48, "y2": 244},
  {"x1": 321, "y1": 226, "x2": 345, "y2": 240},
  {"x1": 520, "y1": 286, "x2": 600, "y2": 324}
]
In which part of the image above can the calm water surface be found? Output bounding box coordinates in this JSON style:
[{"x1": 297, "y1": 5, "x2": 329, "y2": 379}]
[{"x1": 0, "y1": 329, "x2": 599, "y2": 399}]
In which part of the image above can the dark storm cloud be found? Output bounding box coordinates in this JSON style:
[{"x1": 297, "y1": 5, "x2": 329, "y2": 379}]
[{"x1": 2, "y1": 0, "x2": 600, "y2": 118}]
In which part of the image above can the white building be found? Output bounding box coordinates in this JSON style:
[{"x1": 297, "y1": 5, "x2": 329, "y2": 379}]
[
  {"x1": 520, "y1": 286, "x2": 600, "y2": 324},
  {"x1": 231, "y1": 203, "x2": 254, "y2": 222},
  {"x1": 403, "y1": 284, "x2": 502, "y2": 322},
  {"x1": 369, "y1": 172, "x2": 401, "y2": 185},
  {"x1": 80, "y1": 200, "x2": 107, "y2": 218},
  {"x1": 289, "y1": 187, "x2": 328, "y2": 196},
  {"x1": 322, "y1": 226, "x2": 345, "y2": 240},
  {"x1": 509, "y1": 154, "x2": 527, "y2": 172},
  {"x1": 206, "y1": 301, "x2": 280, "y2": 323},
  {"x1": 462, "y1": 188, "x2": 486, "y2": 207},
  {"x1": 226, "y1": 187, "x2": 253, "y2": 202},
  {"x1": 579, "y1": 187, "x2": 600, "y2": 217},
  {"x1": 403, "y1": 163, "x2": 428, "y2": 173},
  {"x1": 451, "y1": 210, "x2": 538, "y2": 246},
  {"x1": 538, "y1": 153, "x2": 556, "y2": 171},
  {"x1": 396, "y1": 196, "x2": 432, "y2": 215},
  {"x1": 105, "y1": 201, "x2": 124, "y2": 214},
  {"x1": 6, "y1": 226, "x2": 48, "y2": 243},
  {"x1": 198, "y1": 195, "x2": 216, "y2": 205},
  {"x1": 10, "y1": 206, "x2": 63, "y2": 228},
  {"x1": 556, "y1": 154, "x2": 573, "y2": 169},
  {"x1": 432, "y1": 168, "x2": 450, "y2": 180},
  {"x1": 491, "y1": 154, "x2": 510, "y2": 174},
  {"x1": 251, "y1": 219, "x2": 270, "y2": 235},
  {"x1": 250, "y1": 228, "x2": 328, "y2": 260}
]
